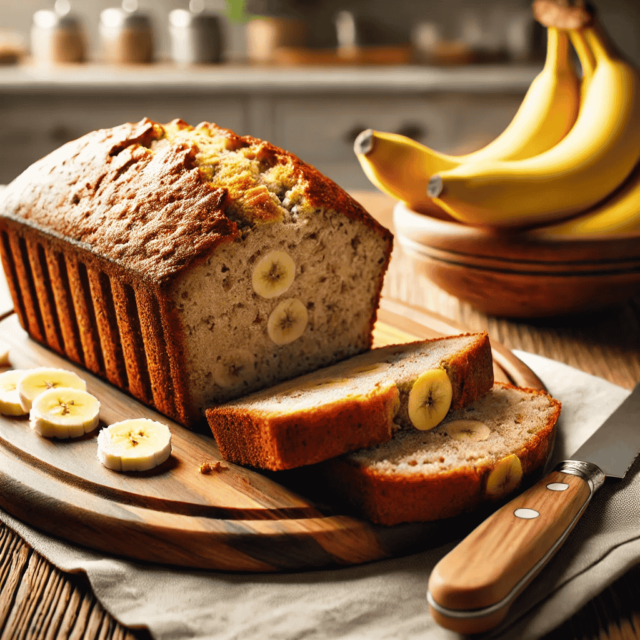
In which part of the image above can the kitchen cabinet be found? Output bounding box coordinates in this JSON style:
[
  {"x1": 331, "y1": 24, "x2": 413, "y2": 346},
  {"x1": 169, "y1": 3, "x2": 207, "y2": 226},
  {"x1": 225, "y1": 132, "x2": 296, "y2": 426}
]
[{"x1": 0, "y1": 63, "x2": 537, "y2": 189}]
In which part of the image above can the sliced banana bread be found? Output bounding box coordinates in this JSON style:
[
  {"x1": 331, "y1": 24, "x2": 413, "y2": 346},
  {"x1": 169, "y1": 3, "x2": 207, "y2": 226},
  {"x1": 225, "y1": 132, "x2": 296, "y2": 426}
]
[
  {"x1": 0, "y1": 118, "x2": 392, "y2": 427},
  {"x1": 206, "y1": 332, "x2": 493, "y2": 471},
  {"x1": 319, "y1": 383, "x2": 560, "y2": 525}
]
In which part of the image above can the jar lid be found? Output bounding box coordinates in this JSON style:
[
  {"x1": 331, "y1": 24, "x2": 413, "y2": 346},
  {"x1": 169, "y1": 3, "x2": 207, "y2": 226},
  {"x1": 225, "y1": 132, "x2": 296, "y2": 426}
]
[
  {"x1": 33, "y1": 9, "x2": 81, "y2": 30},
  {"x1": 100, "y1": 7, "x2": 151, "y2": 29}
]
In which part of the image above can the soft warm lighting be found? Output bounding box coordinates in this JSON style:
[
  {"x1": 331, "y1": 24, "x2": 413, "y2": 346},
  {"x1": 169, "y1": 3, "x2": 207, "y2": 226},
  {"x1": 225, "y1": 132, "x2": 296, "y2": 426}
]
[
  {"x1": 169, "y1": 9, "x2": 191, "y2": 27},
  {"x1": 101, "y1": 8, "x2": 124, "y2": 27},
  {"x1": 33, "y1": 10, "x2": 57, "y2": 29}
]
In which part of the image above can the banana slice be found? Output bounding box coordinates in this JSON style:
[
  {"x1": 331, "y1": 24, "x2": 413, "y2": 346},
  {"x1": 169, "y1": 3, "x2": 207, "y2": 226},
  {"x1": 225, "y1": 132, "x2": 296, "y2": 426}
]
[
  {"x1": 213, "y1": 350, "x2": 257, "y2": 389},
  {"x1": 252, "y1": 250, "x2": 296, "y2": 299},
  {"x1": 18, "y1": 368, "x2": 86, "y2": 413},
  {"x1": 97, "y1": 419, "x2": 172, "y2": 472},
  {"x1": 30, "y1": 388, "x2": 100, "y2": 439},
  {"x1": 407, "y1": 368, "x2": 452, "y2": 431},
  {"x1": 0, "y1": 370, "x2": 28, "y2": 416},
  {"x1": 486, "y1": 454, "x2": 523, "y2": 498},
  {"x1": 444, "y1": 419, "x2": 491, "y2": 442},
  {"x1": 267, "y1": 298, "x2": 308, "y2": 345}
]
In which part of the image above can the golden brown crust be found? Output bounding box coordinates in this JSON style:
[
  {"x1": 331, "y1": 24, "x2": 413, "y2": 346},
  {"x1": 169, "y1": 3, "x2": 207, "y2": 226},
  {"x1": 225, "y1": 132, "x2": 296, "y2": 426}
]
[
  {"x1": 323, "y1": 383, "x2": 561, "y2": 526},
  {"x1": 193, "y1": 120, "x2": 394, "y2": 244},
  {"x1": 325, "y1": 458, "x2": 486, "y2": 525},
  {"x1": 207, "y1": 385, "x2": 400, "y2": 471},
  {"x1": 443, "y1": 332, "x2": 493, "y2": 411},
  {"x1": 1, "y1": 119, "x2": 238, "y2": 287}
]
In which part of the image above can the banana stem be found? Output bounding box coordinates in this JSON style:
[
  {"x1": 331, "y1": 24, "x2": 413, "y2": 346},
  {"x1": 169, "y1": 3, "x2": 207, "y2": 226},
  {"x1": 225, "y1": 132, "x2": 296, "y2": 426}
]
[
  {"x1": 569, "y1": 29, "x2": 596, "y2": 78},
  {"x1": 583, "y1": 22, "x2": 620, "y2": 63},
  {"x1": 544, "y1": 27, "x2": 567, "y2": 73}
]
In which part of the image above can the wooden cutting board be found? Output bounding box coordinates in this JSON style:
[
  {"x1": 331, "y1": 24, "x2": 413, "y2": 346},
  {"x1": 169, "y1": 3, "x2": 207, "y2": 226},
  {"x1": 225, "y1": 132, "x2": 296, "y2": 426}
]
[{"x1": 0, "y1": 298, "x2": 543, "y2": 572}]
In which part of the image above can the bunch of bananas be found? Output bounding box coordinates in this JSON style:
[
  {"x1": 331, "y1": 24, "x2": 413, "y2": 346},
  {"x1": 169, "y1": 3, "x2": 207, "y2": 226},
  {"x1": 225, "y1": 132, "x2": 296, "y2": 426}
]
[{"x1": 355, "y1": 17, "x2": 640, "y2": 236}]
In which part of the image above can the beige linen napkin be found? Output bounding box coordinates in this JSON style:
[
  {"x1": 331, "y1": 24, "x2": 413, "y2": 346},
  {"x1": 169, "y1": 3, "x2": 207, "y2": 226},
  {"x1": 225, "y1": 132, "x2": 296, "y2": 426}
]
[{"x1": 0, "y1": 352, "x2": 638, "y2": 640}]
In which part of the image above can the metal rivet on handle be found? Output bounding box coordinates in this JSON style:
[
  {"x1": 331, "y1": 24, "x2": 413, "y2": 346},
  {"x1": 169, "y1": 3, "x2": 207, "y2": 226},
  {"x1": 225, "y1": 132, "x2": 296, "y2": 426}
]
[
  {"x1": 547, "y1": 482, "x2": 569, "y2": 491},
  {"x1": 514, "y1": 508, "x2": 540, "y2": 519}
]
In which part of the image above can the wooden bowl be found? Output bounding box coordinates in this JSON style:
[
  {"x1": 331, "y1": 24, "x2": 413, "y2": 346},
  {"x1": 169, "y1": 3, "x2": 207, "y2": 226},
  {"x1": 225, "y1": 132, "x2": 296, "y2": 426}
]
[{"x1": 393, "y1": 201, "x2": 640, "y2": 318}]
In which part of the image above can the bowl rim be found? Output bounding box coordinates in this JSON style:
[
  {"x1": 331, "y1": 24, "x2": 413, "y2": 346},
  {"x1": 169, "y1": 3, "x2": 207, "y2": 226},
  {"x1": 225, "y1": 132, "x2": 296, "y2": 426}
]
[{"x1": 393, "y1": 201, "x2": 640, "y2": 266}]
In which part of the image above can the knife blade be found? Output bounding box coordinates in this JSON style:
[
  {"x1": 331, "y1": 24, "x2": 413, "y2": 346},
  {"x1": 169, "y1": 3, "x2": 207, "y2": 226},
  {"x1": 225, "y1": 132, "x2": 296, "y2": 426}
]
[{"x1": 426, "y1": 383, "x2": 640, "y2": 635}]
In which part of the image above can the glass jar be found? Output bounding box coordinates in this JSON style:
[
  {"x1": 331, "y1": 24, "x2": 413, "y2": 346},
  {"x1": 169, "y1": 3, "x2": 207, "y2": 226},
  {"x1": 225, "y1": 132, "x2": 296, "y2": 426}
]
[
  {"x1": 169, "y1": 7, "x2": 223, "y2": 65},
  {"x1": 31, "y1": 1, "x2": 85, "y2": 65},
  {"x1": 100, "y1": 1, "x2": 153, "y2": 64}
]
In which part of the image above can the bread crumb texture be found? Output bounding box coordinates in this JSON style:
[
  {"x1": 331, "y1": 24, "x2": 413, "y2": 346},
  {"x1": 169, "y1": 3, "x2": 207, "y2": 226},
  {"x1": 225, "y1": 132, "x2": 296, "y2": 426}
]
[
  {"x1": 199, "y1": 461, "x2": 228, "y2": 474},
  {"x1": 348, "y1": 384, "x2": 558, "y2": 474},
  {"x1": 213, "y1": 333, "x2": 489, "y2": 419}
]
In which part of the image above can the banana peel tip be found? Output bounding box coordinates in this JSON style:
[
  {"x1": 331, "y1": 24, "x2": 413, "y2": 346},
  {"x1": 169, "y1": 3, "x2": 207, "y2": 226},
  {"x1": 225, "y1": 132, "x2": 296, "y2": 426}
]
[
  {"x1": 428, "y1": 175, "x2": 444, "y2": 198},
  {"x1": 354, "y1": 129, "x2": 374, "y2": 156}
]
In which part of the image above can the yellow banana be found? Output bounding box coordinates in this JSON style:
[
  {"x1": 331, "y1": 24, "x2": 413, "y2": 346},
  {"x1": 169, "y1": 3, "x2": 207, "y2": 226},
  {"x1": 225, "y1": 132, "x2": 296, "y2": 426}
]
[
  {"x1": 569, "y1": 28, "x2": 596, "y2": 99},
  {"x1": 535, "y1": 160, "x2": 640, "y2": 237},
  {"x1": 428, "y1": 24, "x2": 640, "y2": 228},
  {"x1": 354, "y1": 131, "x2": 457, "y2": 211},
  {"x1": 355, "y1": 28, "x2": 580, "y2": 210}
]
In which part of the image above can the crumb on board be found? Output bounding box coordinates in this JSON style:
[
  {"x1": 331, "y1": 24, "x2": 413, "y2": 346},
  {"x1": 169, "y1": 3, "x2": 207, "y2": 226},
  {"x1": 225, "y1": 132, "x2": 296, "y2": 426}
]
[{"x1": 199, "y1": 461, "x2": 228, "y2": 474}]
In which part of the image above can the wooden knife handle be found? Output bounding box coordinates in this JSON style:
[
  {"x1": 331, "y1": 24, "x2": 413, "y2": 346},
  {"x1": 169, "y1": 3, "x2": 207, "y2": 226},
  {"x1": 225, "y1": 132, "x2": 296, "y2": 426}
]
[{"x1": 427, "y1": 462, "x2": 605, "y2": 635}]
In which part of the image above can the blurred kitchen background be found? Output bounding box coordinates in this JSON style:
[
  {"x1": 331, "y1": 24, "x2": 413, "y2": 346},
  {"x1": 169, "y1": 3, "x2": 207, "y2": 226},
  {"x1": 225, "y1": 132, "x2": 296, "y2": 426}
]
[{"x1": 1, "y1": 0, "x2": 639, "y2": 189}]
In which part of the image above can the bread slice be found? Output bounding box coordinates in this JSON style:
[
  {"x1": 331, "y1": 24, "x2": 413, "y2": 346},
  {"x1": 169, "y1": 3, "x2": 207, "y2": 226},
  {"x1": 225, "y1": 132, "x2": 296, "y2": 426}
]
[
  {"x1": 318, "y1": 383, "x2": 560, "y2": 525},
  {"x1": 206, "y1": 332, "x2": 493, "y2": 471}
]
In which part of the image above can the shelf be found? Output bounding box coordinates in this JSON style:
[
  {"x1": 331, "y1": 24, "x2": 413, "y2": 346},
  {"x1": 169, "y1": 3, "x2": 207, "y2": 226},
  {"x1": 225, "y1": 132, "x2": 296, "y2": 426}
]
[{"x1": 0, "y1": 62, "x2": 540, "y2": 94}]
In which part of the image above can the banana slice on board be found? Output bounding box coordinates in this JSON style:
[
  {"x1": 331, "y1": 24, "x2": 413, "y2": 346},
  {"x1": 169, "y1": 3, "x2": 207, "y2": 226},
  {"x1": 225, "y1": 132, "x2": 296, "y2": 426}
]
[
  {"x1": 486, "y1": 454, "x2": 523, "y2": 498},
  {"x1": 18, "y1": 368, "x2": 87, "y2": 412},
  {"x1": 267, "y1": 298, "x2": 308, "y2": 345},
  {"x1": 252, "y1": 250, "x2": 296, "y2": 299},
  {"x1": 97, "y1": 419, "x2": 172, "y2": 472},
  {"x1": 0, "y1": 370, "x2": 28, "y2": 416},
  {"x1": 30, "y1": 388, "x2": 100, "y2": 439},
  {"x1": 408, "y1": 368, "x2": 452, "y2": 431},
  {"x1": 444, "y1": 419, "x2": 491, "y2": 442}
]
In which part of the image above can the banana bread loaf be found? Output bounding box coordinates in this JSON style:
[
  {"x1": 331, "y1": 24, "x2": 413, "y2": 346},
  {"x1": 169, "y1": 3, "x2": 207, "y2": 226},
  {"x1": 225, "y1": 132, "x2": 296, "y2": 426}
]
[
  {"x1": 0, "y1": 118, "x2": 392, "y2": 427},
  {"x1": 206, "y1": 332, "x2": 493, "y2": 470},
  {"x1": 319, "y1": 383, "x2": 560, "y2": 525}
]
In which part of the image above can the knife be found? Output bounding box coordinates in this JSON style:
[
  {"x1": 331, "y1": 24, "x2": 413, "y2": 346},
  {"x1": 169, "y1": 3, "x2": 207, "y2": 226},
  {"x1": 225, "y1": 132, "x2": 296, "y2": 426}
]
[{"x1": 427, "y1": 383, "x2": 640, "y2": 635}]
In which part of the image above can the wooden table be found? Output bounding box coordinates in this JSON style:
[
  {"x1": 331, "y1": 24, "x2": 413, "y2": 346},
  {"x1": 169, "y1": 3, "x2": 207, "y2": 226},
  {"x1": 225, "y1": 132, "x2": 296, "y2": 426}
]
[{"x1": 1, "y1": 191, "x2": 639, "y2": 640}]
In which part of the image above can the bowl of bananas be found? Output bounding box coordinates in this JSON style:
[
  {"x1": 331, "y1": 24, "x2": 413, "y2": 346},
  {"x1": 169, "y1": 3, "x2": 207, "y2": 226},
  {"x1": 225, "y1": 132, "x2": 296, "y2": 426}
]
[
  {"x1": 392, "y1": 201, "x2": 640, "y2": 318},
  {"x1": 355, "y1": 8, "x2": 640, "y2": 318}
]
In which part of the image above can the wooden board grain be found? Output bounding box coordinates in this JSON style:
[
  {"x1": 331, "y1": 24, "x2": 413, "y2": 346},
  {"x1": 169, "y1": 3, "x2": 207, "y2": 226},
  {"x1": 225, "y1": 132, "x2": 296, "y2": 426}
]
[{"x1": 0, "y1": 299, "x2": 544, "y2": 572}]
